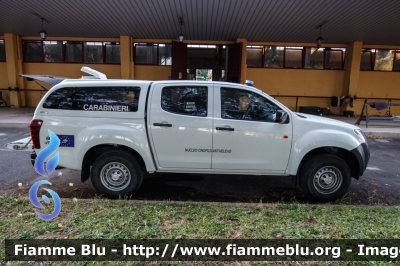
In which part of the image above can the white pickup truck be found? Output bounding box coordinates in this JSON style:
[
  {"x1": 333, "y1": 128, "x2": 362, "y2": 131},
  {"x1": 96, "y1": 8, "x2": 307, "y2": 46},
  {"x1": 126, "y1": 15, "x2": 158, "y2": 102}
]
[{"x1": 21, "y1": 67, "x2": 369, "y2": 201}]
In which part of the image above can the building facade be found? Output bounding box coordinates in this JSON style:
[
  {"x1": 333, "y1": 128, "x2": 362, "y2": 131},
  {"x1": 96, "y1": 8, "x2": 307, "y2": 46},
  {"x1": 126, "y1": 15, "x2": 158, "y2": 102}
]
[{"x1": 1, "y1": 0, "x2": 400, "y2": 116}]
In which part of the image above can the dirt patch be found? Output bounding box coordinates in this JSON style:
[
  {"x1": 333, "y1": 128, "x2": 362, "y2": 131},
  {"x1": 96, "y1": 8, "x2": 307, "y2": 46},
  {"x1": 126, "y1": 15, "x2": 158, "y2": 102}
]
[{"x1": 6, "y1": 172, "x2": 400, "y2": 206}]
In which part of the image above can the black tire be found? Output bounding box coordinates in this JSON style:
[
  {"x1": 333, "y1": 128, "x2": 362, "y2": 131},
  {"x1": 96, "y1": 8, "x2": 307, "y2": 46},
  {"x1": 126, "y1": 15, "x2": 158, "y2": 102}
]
[
  {"x1": 91, "y1": 150, "x2": 143, "y2": 198},
  {"x1": 300, "y1": 154, "x2": 351, "y2": 202}
]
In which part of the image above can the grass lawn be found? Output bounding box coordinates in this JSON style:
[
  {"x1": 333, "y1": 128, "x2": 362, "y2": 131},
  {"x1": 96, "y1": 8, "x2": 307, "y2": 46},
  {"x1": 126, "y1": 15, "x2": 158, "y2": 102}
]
[{"x1": 1, "y1": 194, "x2": 400, "y2": 265}]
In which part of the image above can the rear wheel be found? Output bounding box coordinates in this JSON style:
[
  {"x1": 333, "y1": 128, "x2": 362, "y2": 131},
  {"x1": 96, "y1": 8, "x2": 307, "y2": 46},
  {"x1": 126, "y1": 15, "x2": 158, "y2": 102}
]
[
  {"x1": 300, "y1": 154, "x2": 351, "y2": 202},
  {"x1": 91, "y1": 150, "x2": 143, "y2": 198}
]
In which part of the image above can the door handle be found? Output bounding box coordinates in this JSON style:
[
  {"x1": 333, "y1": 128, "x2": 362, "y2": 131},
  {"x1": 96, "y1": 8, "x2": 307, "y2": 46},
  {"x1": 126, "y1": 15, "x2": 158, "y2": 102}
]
[
  {"x1": 153, "y1": 123, "x2": 172, "y2": 127},
  {"x1": 216, "y1": 127, "x2": 234, "y2": 131}
]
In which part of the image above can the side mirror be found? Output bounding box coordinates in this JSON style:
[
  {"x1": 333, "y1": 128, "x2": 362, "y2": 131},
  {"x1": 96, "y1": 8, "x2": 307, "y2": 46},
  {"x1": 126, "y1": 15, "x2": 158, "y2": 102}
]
[{"x1": 275, "y1": 110, "x2": 288, "y2": 124}]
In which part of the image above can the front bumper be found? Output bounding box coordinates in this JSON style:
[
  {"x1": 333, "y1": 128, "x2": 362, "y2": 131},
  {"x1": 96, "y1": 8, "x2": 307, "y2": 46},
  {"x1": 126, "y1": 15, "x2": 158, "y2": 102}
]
[{"x1": 351, "y1": 142, "x2": 370, "y2": 177}]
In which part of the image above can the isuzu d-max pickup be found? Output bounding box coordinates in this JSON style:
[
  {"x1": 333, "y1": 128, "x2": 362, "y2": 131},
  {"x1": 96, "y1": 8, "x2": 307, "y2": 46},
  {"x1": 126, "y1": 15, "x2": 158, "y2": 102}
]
[{"x1": 22, "y1": 67, "x2": 369, "y2": 201}]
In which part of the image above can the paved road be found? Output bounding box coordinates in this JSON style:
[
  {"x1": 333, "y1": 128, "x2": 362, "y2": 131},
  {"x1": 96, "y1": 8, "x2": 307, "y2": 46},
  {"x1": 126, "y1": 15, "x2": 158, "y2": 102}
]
[
  {"x1": 1, "y1": 126, "x2": 400, "y2": 205},
  {"x1": 0, "y1": 127, "x2": 38, "y2": 189}
]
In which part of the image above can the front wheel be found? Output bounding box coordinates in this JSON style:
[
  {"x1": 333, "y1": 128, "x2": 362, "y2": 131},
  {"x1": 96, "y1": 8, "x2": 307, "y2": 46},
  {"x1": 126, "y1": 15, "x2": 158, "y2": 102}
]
[
  {"x1": 300, "y1": 154, "x2": 351, "y2": 202},
  {"x1": 91, "y1": 150, "x2": 143, "y2": 198}
]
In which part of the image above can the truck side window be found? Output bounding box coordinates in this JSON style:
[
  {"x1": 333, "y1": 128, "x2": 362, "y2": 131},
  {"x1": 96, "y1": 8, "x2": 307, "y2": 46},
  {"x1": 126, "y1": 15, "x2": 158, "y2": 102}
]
[
  {"x1": 71, "y1": 87, "x2": 141, "y2": 112},
  {"x1": 161, "y1": 86, "x2": 207, "y2": 117},
  {"x1": 42, "y1": 88, "x2": 76, "y2": 110},
  {"x1": 43, "y1": 86, "x2": 141, "y2": 112},
  {"x1": 221, "y1": 87, "x2": 280, "y2": 122}
]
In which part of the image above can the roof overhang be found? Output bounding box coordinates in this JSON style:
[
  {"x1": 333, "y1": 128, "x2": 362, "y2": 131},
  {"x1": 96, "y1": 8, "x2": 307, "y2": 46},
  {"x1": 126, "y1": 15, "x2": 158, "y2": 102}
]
[{"x1": 1, "y1": 0, "x2": 400, "y2": 45}]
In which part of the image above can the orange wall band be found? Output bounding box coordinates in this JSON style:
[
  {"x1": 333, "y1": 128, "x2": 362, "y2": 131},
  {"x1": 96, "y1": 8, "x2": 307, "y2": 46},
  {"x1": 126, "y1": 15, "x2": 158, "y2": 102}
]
[{"x1": 1, "y1": 35, "x2": 399, "y2": 116}]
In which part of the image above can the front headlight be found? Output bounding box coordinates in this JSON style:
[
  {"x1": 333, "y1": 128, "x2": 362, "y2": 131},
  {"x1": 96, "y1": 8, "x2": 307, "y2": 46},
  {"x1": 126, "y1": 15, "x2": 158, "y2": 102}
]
[{"x1": 354, "y1": 129, "x2": 367, "y2": 143}]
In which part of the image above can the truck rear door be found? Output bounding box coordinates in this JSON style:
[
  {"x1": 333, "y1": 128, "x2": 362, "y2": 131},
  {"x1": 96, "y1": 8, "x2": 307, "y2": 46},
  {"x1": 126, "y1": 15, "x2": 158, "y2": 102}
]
[{"x1": 148, "y1": 83, "x2": 213, "y2": 169}]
